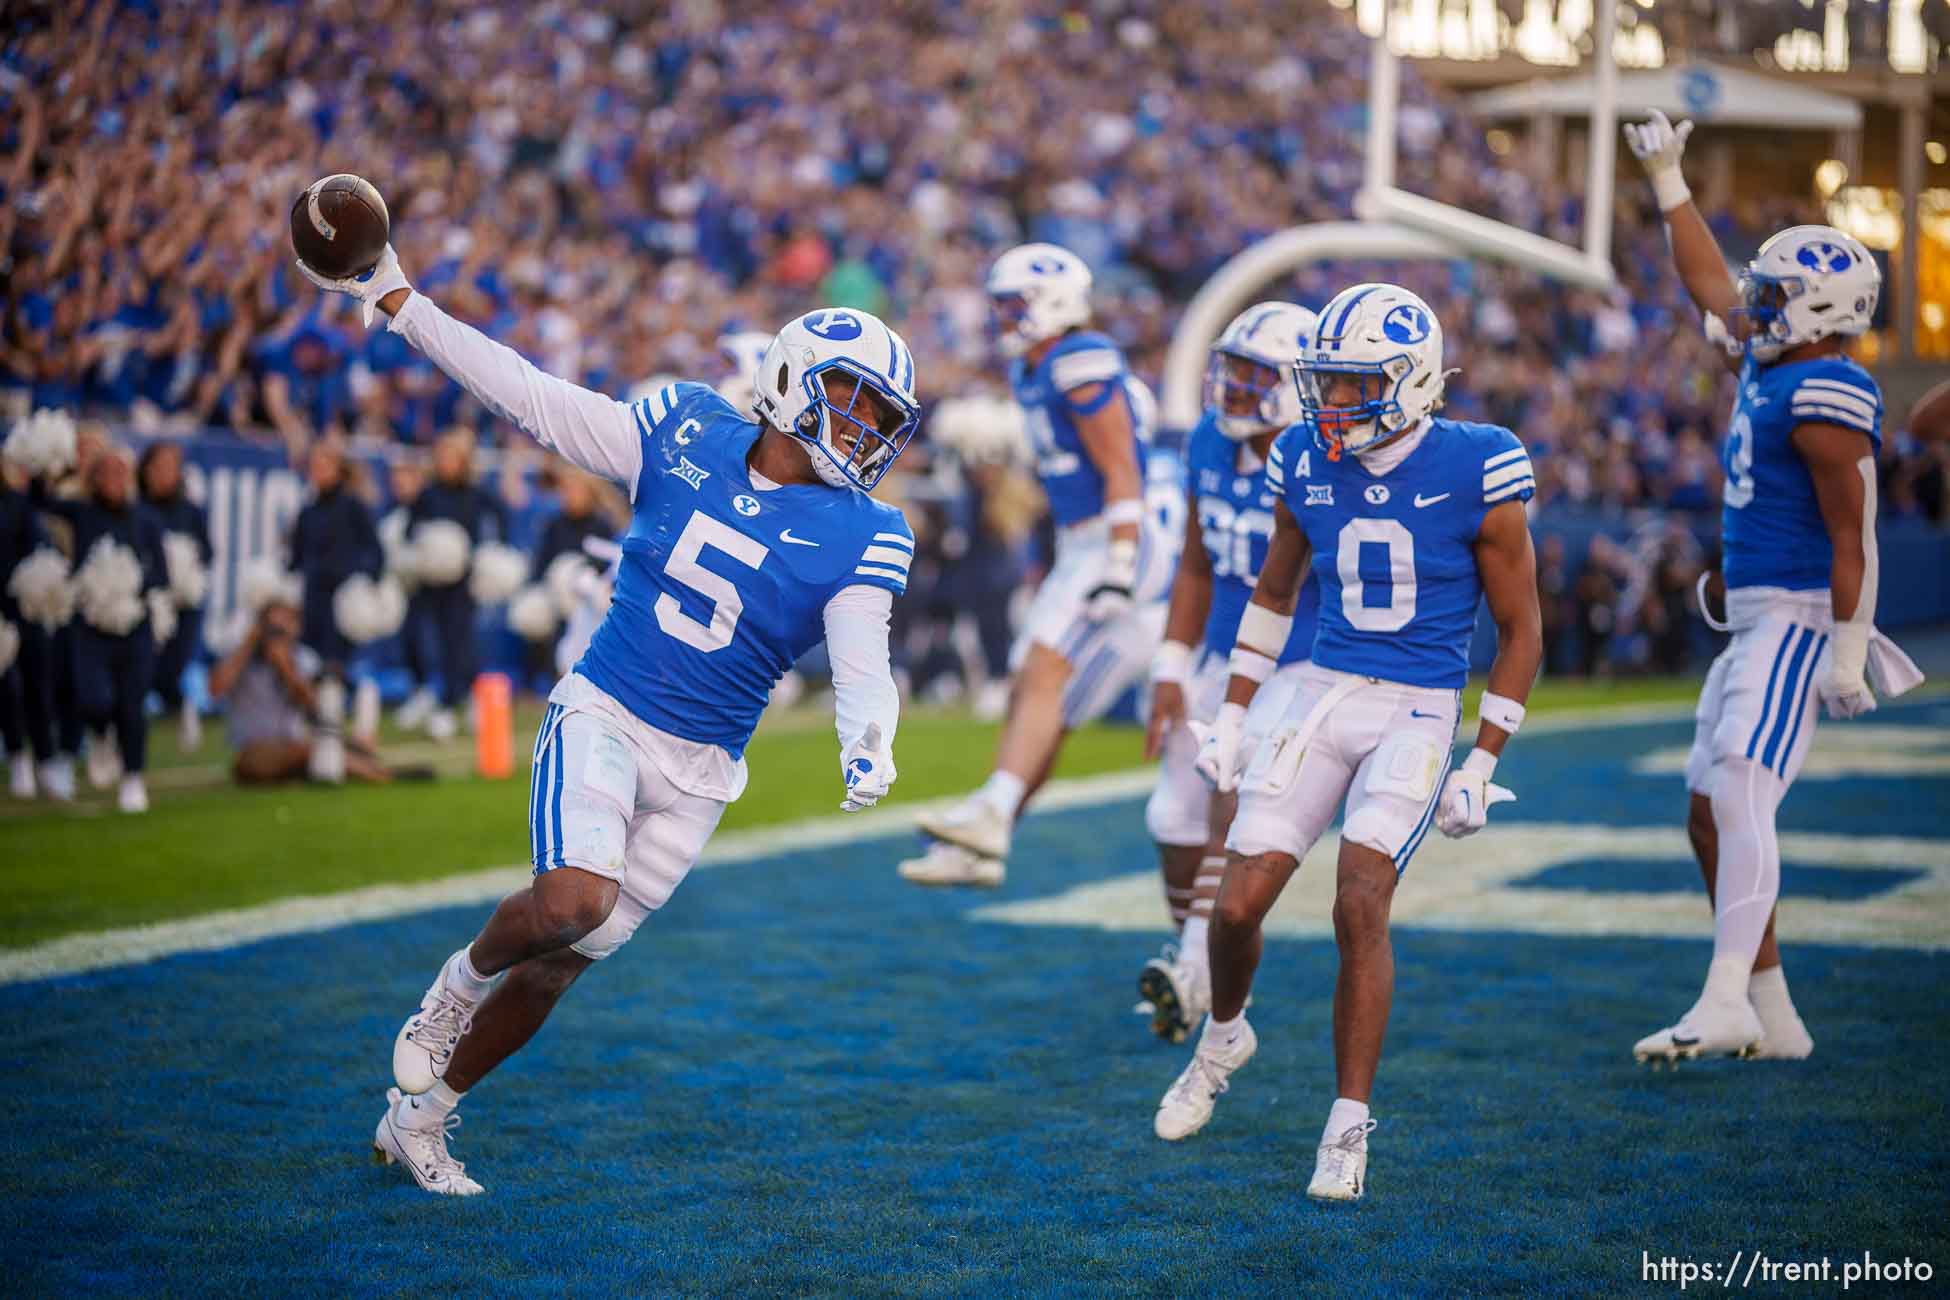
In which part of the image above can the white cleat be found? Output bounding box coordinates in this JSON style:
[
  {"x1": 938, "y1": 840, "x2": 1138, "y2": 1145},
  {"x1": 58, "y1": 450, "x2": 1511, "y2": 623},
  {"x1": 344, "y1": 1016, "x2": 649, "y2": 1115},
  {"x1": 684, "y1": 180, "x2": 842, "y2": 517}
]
[
  {"x1": 396, "y1": 687, "x2": 436, "y2": 732},
  {"x1": 1633, "y1": 995, "x2": 1764, "y2": 1063},
  {"x1": 116, "y1": 775, "x2": 149, "y2": 815},
  {"x1": 1307, "y1": 1119, "x2": 1378, "y2": 1201},
  {"x1": 39, "y1": 757, "x2": 75, "y2": 802},
  {"x1": 9, "y1": 753, "x2": 35, "y2": 799},
  {"x1": 394, "y1": 950, "x2": 482, "y2": 1095},
  {"x1": 896, "y1": 839, "x2": 1006, "y2": 888},
  {"x1": 1137, "y1": 945, "x2": 1209, "y2": 1044},
  {"x1": 915, "y1": 795, "x2": 1013, "y2": 861},
  {"x1": 1747, "y1": 1003, "x2": 1814, "y2": 1060},
  {"x1": 373, "y1": 1087, "x2": 484, "y2": 1196},
  {"x1": 85, "y1": 731, "x2": 122, "y2": 790},
  {"x1": 427, "y1": 708, "x2": 458, "y2": 742},
  {"x1": 1154, "y1": 1015, "x2": 1256, "y2": 1141}
]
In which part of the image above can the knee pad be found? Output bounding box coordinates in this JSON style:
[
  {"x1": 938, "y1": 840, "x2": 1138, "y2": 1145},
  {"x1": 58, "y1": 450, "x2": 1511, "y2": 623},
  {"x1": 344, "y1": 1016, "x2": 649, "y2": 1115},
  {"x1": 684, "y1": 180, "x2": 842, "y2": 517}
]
[{"x1": 569, "y1": 889, "x2": 646, "y2": 962}]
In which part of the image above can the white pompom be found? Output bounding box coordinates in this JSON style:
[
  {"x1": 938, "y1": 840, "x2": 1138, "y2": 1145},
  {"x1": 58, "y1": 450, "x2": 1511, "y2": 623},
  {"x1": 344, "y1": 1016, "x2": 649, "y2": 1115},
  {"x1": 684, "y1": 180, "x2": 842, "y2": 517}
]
[
  {"x1": 147, "y1": 588, "x2": 179, "y2": 645},
  {"x1": 238, "y1": 558, "x2": 302, "y2": 614},
  {"x1": 0, "y1": 617, "x2": 18, "y2": 675},
  {"x1": 378, "y1": 508, "x2": 419, "y2": 592},
  {"x1": 162, "y1": 531, "x2": 209, "y2": 609},
  {"x1": 543, "y1": 551, "x2": 596, "y2": 619},
  {"x1": 7, "y1": 547, "x2": 75, "y2": 631},
  {"x1": 468, "y1": 542, "x2": 529, "y2": 605},
  {"x1": 507, "y1": 584, "x2": 561, "y2": 641},
  {"x1": 332, "y1": 574, "x2": 408, "y2": 644},
  {"x1": 203, "y1": 607, "x2": 253, "y2": 656},
  {"x1": 409, "y1": 520, "x2": 473, "y2": 586},
  {"x1": 2, "y1": 407, "x2": 79, "y2": 479},
  {"x1": 75, "y1": 538, "x2": 147, "y2": 636}
]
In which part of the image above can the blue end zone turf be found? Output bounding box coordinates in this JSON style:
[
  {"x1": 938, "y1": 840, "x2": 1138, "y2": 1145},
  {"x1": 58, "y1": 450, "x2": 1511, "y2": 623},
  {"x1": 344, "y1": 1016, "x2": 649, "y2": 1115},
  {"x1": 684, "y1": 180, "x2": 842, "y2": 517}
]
[
  {"x1": 0, "y1": 700, "x2": 1946, "y2": 1292},
  {"x1": 1512, "y1": 858, "x2": 1926, "y2": 901}
]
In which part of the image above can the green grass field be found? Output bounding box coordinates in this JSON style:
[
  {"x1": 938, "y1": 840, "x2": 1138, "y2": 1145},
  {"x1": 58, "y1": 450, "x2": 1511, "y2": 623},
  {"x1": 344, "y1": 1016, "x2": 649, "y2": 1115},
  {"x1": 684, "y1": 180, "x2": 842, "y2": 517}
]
[{"x1": 0, "y1": 677, "x2": 1704, "y2": 949}]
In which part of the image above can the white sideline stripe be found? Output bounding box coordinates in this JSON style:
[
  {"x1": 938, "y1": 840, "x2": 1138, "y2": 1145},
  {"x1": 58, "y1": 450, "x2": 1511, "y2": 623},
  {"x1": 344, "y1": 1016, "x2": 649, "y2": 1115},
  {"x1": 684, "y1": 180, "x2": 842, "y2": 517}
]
[
  {"x1": 0, "y1": 701, "x2": 1730, "y2": 986},
  {"x1": 0, "y1": 769, "x2": 1157, "y2": 987}
]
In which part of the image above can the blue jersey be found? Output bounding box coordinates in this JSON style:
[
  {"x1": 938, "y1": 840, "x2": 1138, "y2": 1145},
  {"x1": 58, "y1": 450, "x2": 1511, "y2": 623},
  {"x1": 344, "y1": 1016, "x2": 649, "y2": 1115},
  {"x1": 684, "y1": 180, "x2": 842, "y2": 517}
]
[
  {"x1": 1143, "y1": 441, "x2": 1187, "y2": 598},
  {"x1": 1185, "y1": 412, "x2": 1317, "y2": 662},
  {"x1": 576, "y1": 383, "x2": 913, "y2": 756},
  {"x1": 1721, "y1": 354, "x2": 1883, "y2": 592},
  {"x1": 1267, "y1": 418, "x2": 1533, "y2": 690},
  {"x1": 1010, "y1": 331, "x2": 1148, "y2": 527}
]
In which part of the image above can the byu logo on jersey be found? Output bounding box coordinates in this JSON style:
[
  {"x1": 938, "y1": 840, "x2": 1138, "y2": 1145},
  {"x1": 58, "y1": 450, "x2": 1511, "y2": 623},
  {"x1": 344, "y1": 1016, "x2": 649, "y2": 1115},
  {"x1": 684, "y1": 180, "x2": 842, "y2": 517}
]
[
  {"x1": 1306, "y1": 484, "x2": 1334, "y2": 507},
  {"x1": 1365, "y1": 484, "x2": 1390, "y2": 505},
  {"x1": 1796, "y1": 242, "x2": 1852, "y2": 273},
  {"x1": 804, "y1": 310, "x2": 863, "y2": 341},
  {"x1": 1382, "y1": 303, "x2": 1431, "y2": 344},
  {"x1": 732, "y1": 494, "x2": 761, "y2": 517}
]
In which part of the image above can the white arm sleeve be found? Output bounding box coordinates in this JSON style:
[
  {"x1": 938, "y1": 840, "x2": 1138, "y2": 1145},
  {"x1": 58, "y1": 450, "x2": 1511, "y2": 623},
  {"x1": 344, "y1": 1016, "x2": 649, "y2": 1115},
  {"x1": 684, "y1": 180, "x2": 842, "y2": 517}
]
[
  {"x1": 823, "y1": 584, "x2": 900, "y2": 756},
  {"x1": 387, "y1": 292, "x2": 643, "y2": 489}
]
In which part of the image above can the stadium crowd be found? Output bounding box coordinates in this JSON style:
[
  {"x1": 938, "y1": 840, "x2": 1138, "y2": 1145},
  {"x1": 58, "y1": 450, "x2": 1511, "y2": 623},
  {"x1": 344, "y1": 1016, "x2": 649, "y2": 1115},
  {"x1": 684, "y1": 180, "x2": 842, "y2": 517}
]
[{"x1": 3, "y1": 0, "x2": 1947, "y2": 794}]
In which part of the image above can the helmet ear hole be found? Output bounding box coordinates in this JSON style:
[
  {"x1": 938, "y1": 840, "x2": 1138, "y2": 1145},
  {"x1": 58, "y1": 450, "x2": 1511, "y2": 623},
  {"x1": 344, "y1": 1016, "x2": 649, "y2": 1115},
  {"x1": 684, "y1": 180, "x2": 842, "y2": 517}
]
[{"x1": 776, "y1": 363, "x2": 790, "y2": 395}]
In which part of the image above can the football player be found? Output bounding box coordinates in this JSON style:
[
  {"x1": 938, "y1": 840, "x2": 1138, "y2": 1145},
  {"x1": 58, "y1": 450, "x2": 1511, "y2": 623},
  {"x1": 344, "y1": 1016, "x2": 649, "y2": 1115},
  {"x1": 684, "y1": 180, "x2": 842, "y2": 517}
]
[
  {"x1": 1152, "y1": 284, "x2": 1542, "y2": 1203},
  {"x1": 899, "y1": 243, "x2": 1171, "y2": 887},
  {"x1": 1625, "y1": 112, "x2": 1923, "y2": 1062},
  {"x1": 300, "y1": 248, "x2": 919, "y2": 1196},
  {"x1": 1138, "y1": 301, "x2": 1320, "y2": 1044}
]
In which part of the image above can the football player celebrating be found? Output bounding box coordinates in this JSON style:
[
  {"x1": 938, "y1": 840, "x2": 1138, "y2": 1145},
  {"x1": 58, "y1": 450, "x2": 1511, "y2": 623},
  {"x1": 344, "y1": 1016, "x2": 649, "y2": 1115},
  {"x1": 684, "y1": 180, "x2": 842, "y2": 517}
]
[
  {"x1": 1152, "y1": 284, "x2": 1542, "y2": 1203},
  {"x1": 1625, "y1": 112, "x2": 1923, "y2": 1062},
  {"x1": 300, "y1": 248, "x2": 919, "y2": 1196},
  {"x1": 1138, "y1": 301, "x2": 1320, "y2": 1044},
  {"x1": 900, "y1": 242, "x2": 1170, "y2": 887}
]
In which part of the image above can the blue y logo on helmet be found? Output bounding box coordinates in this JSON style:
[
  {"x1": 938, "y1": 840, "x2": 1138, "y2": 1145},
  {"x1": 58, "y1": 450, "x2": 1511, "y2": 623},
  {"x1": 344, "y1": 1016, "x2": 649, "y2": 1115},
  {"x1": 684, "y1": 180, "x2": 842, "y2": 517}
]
[
  {"x1": 1382, "y1": 303, "x2": 1431, "y2": 344},
  {"x1": 805, "y1": 310, "x2": 864, "y2": 341},
  {"x1": 1796, "y1": 242, "x2": 1852, "y2": 274}
]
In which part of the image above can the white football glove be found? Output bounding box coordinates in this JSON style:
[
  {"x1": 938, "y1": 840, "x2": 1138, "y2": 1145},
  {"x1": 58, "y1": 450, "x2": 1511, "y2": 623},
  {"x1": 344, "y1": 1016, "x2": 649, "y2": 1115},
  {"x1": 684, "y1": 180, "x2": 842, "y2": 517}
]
[
  {"x1": 1435, "y1": 749, "x2": 1516, "y2": 839},
  {"x1": 1189, "y1": 702, "x2": 1248, "y2": 793},
  {"x1": 1819, "y1": 622, "x2": 1877, "y2": 720},
  {"x1": 296, "y1": 243, "x2": 412, "y2": 328},
  {"x1": 840, "y1": 723, "x2": 896, "y2": 812},
  {"x1": 1084, "y1": 538, "x2": 1138, "y2": 623},
  {"x1": 1623, "y1": 110, "x2": 1694, "y2": 212}
]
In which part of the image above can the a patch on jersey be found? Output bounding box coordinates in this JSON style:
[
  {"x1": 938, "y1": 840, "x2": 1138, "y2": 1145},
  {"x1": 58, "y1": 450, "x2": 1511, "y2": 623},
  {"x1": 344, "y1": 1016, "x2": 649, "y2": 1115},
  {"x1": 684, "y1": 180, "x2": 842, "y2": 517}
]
[
  {"x1": 1364, "y1": 484, "x2": 1390, "y2": 505},
  {"x1": 1305, "y1": 484, "x2": 1334, "y2": 507},
  {"x1": 1381, "y1": 303, "x2": 1432, "y2": 344},
  {"x1": 855, "y1": 530, "x2": 914, "y2": 588},
  {"x1": 1482, "y1": 446, "x2": 1534, "y2": 504},
  {"x1": 674, "y1": 419, "x2": 701, "y2": 446},
  {"x1": 803, "y1": 310, "x2": 863, "y2": 341},
  {"x1": 732, "y1": 493, "x2": 761, "y2": 517},
  {"x1": 670, "y1": 456, "x2": 711, "y2": 490}
]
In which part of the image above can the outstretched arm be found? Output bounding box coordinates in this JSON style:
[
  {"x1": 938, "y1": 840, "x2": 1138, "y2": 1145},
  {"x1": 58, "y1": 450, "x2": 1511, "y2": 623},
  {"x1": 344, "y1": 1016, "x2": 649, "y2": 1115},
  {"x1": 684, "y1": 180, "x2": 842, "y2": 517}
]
[
  {"x1": 1624, "y1": 111, "x2": 1741, "y2": 365},
  {"x1": 1069, "y1": 380, "x2": 1145, "y2": 619},
  {"x1": 308, "y1": 256, "x2": 645, "y2": 490},
  {"x1": 1794, "y1": 419, "x2": 1878, "y2": 716}
]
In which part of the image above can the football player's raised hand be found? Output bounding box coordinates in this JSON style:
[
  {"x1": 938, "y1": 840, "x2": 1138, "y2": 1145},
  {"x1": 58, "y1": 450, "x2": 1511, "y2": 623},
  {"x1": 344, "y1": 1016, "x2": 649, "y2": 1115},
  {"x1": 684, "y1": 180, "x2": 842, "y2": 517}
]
[
  {"x1": 1623, "y1": 110, "x2": 1694, "y2": 211},
  {"x1": 296, "y1": 243, "x2": 412, "y2": 328},
  {"x1": 840, "y1": 723, "x2": 896, "y2": 812}
]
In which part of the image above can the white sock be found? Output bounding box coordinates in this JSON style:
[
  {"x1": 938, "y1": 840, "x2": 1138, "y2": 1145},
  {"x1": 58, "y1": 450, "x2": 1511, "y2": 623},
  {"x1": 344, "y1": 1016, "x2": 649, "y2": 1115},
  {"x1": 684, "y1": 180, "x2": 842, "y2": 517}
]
[
  {"x1": 448, "y1": 947, "x2": 494, "y2": 1002},
  {"x1": 403, "y1": 1079, "x2": 465, "y2": 1128},
  {"x1": 1180, "y1": 915, "x2": 1209, "y2": 971},
  {"x1": 977, "y1": 770, "x2": 1026, "y2": 820},
  {"x1": 1702, "y1": 954, "x2": 1750, "y2": 1006},
  {"x1": 1748, "y1": 965, "x2": 1798, "y2": 1023},
  {"x1": 1708, "y1": 758, "x2": 1786, "y2": 967},
  {"x1": 1204, "y1": 1011, "x2": 1245, "y2": 1052},
  {"x1": 1324, "y1": 1097, "x2": 1371, "y2": 1146}
]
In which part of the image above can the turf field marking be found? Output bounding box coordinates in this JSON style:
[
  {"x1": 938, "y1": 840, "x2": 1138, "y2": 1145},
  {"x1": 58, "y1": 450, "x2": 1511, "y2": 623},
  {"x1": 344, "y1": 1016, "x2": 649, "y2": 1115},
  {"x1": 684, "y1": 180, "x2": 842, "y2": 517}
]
[
  {"x1": 972, "y1": 823, "x2": 1950, "y2": 950},
  {"x1": 1632, "y1": 722, "x2": 1950, "y2": 779}
]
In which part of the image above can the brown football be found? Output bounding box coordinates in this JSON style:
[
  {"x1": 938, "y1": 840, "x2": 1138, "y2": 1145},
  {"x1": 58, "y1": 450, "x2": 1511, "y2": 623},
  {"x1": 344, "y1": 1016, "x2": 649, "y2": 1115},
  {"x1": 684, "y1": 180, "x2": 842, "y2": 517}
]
[{"x1": 290, "y1": 174, "x2": 390, "y2": 279}]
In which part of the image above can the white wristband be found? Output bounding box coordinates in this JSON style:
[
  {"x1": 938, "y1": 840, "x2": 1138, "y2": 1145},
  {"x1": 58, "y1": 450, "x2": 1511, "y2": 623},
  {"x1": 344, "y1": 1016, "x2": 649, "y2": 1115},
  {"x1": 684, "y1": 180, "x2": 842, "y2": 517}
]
[
  {"x1": 1651, "y1": 168, "x2": 1692, "y2": 213},
  {"x1": 1479, "y1": 691, "x2": 1526, "y2": 736},
  {"x1": 1103, "y1": 498, "x2": 1144, "y2": 527},
  {"x1": 1152, "y1": 640, "x2": 1194, "y2": 686},
  {"x1": 1227, "y1": 646, "x2": 1276, "y2": 684},
  {"x1": 1462, "y1": 746, "x2": 1498, "y2": 779},
  {"x1": 1234, "y1": 602, "x2": 1292, "y2": 659}
]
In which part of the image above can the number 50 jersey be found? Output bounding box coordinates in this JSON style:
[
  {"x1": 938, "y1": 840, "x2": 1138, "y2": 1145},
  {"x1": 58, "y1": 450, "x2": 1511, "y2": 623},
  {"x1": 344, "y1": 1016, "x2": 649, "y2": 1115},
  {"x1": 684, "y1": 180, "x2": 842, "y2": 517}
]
[
  {"x1": 576, "y1": 382, "x2": 914, "y2": 758},
  {"x1": 1266, "y1": 418, "x2": 1533, "y2": 690}
]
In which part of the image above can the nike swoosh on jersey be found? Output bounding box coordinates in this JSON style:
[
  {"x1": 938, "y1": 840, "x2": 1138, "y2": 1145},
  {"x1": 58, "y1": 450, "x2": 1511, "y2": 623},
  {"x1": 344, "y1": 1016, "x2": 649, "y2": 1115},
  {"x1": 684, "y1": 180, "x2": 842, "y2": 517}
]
[
  {"x1": 778, "y1": 529, "x2": 820, "y2": 547},
  {"x1": 1413, "y1": 492, "x2": 1451, "y2": 508}
]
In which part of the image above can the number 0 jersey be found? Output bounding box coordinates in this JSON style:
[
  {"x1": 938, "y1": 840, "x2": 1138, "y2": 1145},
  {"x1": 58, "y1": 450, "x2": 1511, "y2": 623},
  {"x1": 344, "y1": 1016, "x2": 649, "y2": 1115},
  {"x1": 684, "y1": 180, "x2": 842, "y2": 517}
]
[
  {"x1": 1185, "y1": 411, "x2": 1317, "y2": 663},
  {"x1": 1267, "y1": 418, "x2": 1533, "y2": 690},
  {"x1": 576, "y1": 382, "x2": 914, "y2": 757},
  {"x1": 1721, "y1": 354, "x2": 1883, "y2": 592}
]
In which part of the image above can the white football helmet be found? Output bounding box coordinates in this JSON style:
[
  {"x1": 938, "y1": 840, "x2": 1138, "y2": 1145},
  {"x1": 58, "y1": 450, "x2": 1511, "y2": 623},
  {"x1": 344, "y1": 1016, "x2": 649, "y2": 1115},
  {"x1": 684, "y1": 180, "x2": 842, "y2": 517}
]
[
  {"x1": 753, "y1": 308, "x2": 921, "y2": 492},
  {"x1": 985, "y1": 243, "x2": 1092, "y2": 357},
  {"x1": 1735, "y1": 224, "x2": 1880, "y2": 363},
  {"x1": 1207, "y1": 301, "x2": 1317, "y2": 440},
  {"x1": 1295, "y1": 283, "x2": 1446, "y2": 458},
  {"x1": 715, "y1": 330, "x2": 774, "y2": 418}
]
